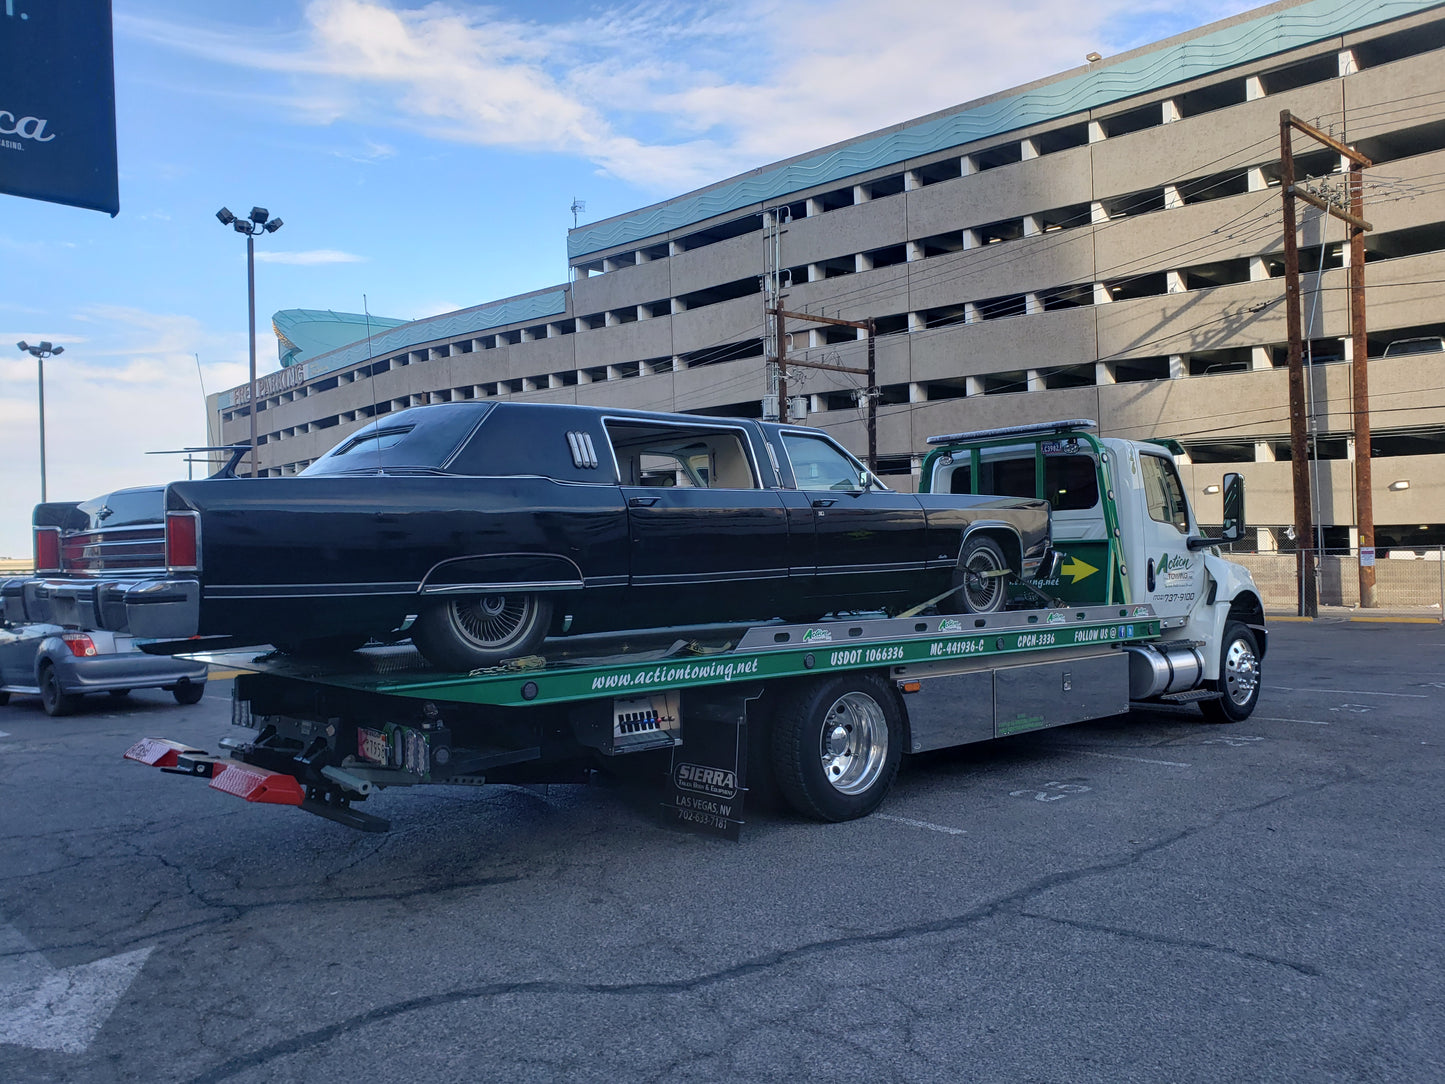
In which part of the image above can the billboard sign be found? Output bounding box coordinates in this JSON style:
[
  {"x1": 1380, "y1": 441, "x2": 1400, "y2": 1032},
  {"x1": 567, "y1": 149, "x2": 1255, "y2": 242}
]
[{"x1": 0, "y1": 0, "x2": 119, "y2": 215}]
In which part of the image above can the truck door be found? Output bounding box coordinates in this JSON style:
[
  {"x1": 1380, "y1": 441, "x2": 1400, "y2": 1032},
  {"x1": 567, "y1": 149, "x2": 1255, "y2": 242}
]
[{"x1": 1133, "y1": 449, "x2": 1205, "y2": 624}]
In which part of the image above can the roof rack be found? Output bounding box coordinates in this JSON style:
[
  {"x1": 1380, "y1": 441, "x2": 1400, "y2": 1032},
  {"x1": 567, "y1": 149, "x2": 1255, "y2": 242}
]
[{"x1": 925, "y1": 419, "x2": 1096, "y2": 446}]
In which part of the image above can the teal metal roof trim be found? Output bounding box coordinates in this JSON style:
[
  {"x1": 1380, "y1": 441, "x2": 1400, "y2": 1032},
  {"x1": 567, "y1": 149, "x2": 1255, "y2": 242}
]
[
  {"x1": 568, "y1": 0, "x2": 1440, "y2": 259},
  {"x1": 218, "y1": 289, "x2": 568, "y2": 409}
]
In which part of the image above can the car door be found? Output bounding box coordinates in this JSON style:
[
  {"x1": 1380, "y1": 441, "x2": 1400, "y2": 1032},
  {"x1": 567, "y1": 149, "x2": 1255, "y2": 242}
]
[
  {"x1": 778, "y1": 430, "x2": 928, "y2": 605},
  {"x1": 1133, "y1": 449, "x2": 1205, "y2": 624},
  {"x1": 610, "y1": 422, "x2": 791, "y2": 617}
]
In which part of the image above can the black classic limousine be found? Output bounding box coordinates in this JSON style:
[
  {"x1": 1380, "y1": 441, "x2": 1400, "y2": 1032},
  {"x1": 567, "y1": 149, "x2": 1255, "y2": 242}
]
[{"x1": 15, "y1": 403, "x2": 1056, "y2": 670}]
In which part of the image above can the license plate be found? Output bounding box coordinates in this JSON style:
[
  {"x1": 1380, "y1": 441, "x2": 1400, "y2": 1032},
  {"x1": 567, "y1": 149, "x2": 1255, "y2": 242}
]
[{"x1": 357, "y1": 728, "x2": 388, "y2": 764}]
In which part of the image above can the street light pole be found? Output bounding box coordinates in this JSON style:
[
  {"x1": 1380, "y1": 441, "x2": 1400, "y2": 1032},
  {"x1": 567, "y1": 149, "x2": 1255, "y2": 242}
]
[
  {"x1": 15, "y1": 340, "x2": 64, "y2": 503},
  {"x1": 216, "y1": 206, "x2": 283, "y2": 479}
]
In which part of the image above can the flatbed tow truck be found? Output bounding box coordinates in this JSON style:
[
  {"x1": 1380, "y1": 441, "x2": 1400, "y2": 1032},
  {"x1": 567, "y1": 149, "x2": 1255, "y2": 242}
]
[{"x1": 123, "y1": 421, "x2": 1267, "y2": 839}]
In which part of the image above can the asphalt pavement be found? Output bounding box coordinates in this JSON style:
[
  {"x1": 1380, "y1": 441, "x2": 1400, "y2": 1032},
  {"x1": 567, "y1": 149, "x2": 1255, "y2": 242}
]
[{"x1": 0, "y1": 620, "x2": 1441, "y2": 1083}]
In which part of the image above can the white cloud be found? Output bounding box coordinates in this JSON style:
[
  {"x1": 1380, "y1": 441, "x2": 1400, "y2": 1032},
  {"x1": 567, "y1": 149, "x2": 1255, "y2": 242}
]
[
  {"x1": 254, "y1": 249, "x2": 367, "y2": 265},
  {"x1": 118, "y1": 1, "x2": 1262, "y2": 192},
  {"x1": 0, "y1": 308, "x2": 247, "y2": 558}
]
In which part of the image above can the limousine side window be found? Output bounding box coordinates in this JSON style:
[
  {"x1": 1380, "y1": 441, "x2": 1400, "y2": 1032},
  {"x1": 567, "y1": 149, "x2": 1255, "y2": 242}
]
[
  {"x1": 782, "y1": 432, "x2": 866, "y2": 491},
  {"x1": 606, "y1": 421, "x2": 759, "y2": 490}
]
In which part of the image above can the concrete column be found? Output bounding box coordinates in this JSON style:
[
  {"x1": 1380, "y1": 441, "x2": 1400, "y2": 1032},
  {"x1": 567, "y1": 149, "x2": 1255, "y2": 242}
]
[
  {"x1": 965, "y1": 375, "x2": 984, "y2": 396},
  {"x1": 575, "y1": 265, "x2": 591, "y2": 279},
  {"x1": 606, "y1": 365, "x2": 622, "y2": 381},
  {"x1": 1025, "y1": 292, "x2": 1043, "y2": 315},
  {"x1": 638, "y1": 360, "x2": 654, "y2": 376},
  {"x1": 1247, "y1": 166, "x2": 1268, "y2": 192},
  {"x1": 852, "y1": 184, "x2": 869, "y2": 204},
  {"x1": 1339, "y1": 48, "x2": 1358, "y2": 77},
  {"x1": 908, "y1": 312, "x2": 925, "y2": 333},
  {"x1": 809, "y1": 329, "x2": 822, "y2": 349},
  {"x1": 806, "y1": 197, "x2": 823, "y2": 217},
  {"x1": 1251, "y1": 346, "x2": 1272, "y2": 371},
  {"x1": 1023, "y1": 215, "x2": 1041, "y2": 237},
  {"x1": 636, "y1": 248, "x2": 652, "y2": 264},
  {"x1": 671, "y1": 355, "x2": 686, "y2": 372},
  {"x1": 1246, "y1": 74, "x2": 1265, "y2": 101},
  {"x1": 668, "y1": 240, "x2": 683, "y2": 257},
  {"x1": 903, "y1": 170, "x2": 920, "y2": 191},
  {"x1": 671, "y1": 297, "x2": 686, "y2": 314},
  {"x1": 1095, "y1": 360, "x2": 1116, "y2": 385},
  {"x1": 1168, "y1": 354, "x2": 1186, "y2": 379},
  {"x1": 856, "y1": 252, "x2": 873, "y2": 273},
  {"x1": 1162, "y1": 99, "x2": 1181, "y2": 123},
  {"x1": 577, "y1": 369, "x2": 592, "y2": 384},
  {"x1": 1166, "y1": 270, "x2": 1185, "y2": 294},
  {"x1": 960, "y1": 154, "x2": 976, "y2": 176},
  {"x1": 1250, "y1": 256, "x2": 1270, "y2": 281},
  {"x1": 962, "y1": 228, "x2": 980, "y2": 250},
  {"x1": 1088, "y1": 120, "x2": 1106, "y2": 143},
  {"x1": 964, "y1": 302, "x2": 981, "y2": 324},
  {"x1": 574, "y1": 318, "x2": 588, "y2": 334},
  {"x1": 906, "y1": 240, "x2": 924, "y2": 262},
  {"x1": 1027, "y1": 369, "x2": 1045, "y2": 391},
  {"x1": 1021, "y1": 138, "x2": 1039, "y2": 160},
  {"x1": 1255, "y1": 440, "x2": 1275, "y2": 461},
  {"x1": 1093, "y1": 282, "x2": 1113, "y2": 305},
  {"x1": 909, "y1": 382, "x2": 928, "y2": 403},
  {"x1": 809, "y1": 394, "x2": 823, "y2": 414},
  {"x1": 548, "y1": 374, "x2": 564, "y2": 389},
  {"x1": 1164, "y1": 184, "x2": 1184, "y2": 208},
  {"x1": 637, "y1": 305, "x2": 649, "y2": 321},
  {"x1": 1090, "y1": 201, "x2": 1109, "y2": 224},
  {"x1": 522, "y1": 378, "x2": 537, "y2": 392},
  {"x1": 519, "y1": 327, "x2": 534, "y2": 342},
  {"x1": 808, "y1": 263, "x2": 822, "y2": 282},
  {"x1": 602, "y1": 258, "x2": 617, "y2": 273}
]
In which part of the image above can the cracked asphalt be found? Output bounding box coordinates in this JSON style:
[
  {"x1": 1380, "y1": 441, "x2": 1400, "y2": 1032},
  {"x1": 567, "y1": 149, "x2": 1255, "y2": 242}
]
[{"x1": 0, "y1": 621, "x2": 1441, "y2": 1083}]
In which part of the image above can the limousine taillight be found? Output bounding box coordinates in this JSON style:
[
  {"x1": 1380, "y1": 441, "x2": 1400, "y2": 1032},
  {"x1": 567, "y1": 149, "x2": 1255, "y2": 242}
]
[
  {"x1": 33, "y1": 526, "x2": 62, "y2": 573},
  {"x1": 165, "y1": 511, "x2": 200, "y2": 572}
]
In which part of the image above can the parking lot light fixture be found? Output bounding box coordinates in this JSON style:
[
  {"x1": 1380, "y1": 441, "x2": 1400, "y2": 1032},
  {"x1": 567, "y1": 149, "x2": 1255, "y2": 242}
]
[
  {"x1": 16, "y1": 339, "x2": 64, "y2": 502},
  {"x1": 216, "y1": 204, "x2": 283, "y2": 477}
]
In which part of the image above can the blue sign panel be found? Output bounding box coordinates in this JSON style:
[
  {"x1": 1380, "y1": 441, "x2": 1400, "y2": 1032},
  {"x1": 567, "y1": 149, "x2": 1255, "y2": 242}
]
[{"x1": 0, "y1": 0, "x2": 119, "y2": 216}]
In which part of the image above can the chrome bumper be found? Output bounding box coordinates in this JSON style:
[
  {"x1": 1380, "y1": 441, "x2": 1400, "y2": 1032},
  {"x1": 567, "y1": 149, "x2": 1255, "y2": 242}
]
[{"x1": 20, "y1": 577, "x2": 201, "y2": 639}]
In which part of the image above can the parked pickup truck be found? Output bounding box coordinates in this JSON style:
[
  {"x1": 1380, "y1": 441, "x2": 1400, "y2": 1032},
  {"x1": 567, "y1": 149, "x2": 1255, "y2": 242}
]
[{"x1": 14, "y1": 402, "x2": 1058, "y2": 670}]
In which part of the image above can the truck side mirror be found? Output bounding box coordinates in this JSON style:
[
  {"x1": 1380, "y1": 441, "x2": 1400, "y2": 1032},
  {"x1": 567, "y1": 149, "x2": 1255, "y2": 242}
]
[{"x1": 1220, "y1": 472, "x2": 1245, "y2": 543}]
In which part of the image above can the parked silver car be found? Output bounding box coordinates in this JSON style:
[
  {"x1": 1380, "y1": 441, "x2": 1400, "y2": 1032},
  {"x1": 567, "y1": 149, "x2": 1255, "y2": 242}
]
[{"x1": 0, "y1": 612, "x2": 209, "y2": 717}]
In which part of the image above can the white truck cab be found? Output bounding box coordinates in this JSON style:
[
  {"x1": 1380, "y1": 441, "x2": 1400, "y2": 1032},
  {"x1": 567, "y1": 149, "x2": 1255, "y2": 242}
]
[{"x1": 921, "y1": 419, "x2": 1265, "y2": 722}]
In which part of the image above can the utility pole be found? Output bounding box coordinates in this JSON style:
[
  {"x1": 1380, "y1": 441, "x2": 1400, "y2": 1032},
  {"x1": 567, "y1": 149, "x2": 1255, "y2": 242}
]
[
  {"x1": 766, "y1": 308, "x2": 879, "y2": 469},
  {"x1": 763, "y1": 211, "x2": 789, "y2": 419},
  {"x1": 1278, "y1": 110, "x2": 1374, "y2": 612}
]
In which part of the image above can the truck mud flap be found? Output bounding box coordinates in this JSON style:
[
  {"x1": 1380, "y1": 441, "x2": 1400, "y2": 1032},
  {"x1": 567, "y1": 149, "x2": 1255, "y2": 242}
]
[{"x1": 661, "y1": 690, "x2": 754, "y2": 841}]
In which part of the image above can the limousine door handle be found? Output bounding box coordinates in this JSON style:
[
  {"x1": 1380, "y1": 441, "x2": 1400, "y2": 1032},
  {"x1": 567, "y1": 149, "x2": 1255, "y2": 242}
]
[
  {"x1": 811, "y1": 498, "x2": 837, "y2": 508},
  {"x1": 628, "y1": 496, "x2": 661, "y2": 507}
]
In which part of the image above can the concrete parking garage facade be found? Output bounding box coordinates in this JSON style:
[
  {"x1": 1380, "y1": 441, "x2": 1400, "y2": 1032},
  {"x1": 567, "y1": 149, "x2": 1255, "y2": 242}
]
[{"x1": 213, "y1": 0, "x2": 1445, "y2": 553}]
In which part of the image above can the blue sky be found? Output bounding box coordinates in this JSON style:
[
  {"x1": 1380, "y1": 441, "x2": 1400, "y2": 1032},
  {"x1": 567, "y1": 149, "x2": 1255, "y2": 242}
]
[{"x1": 0, "y1": 0, "x2": 1259, "y2": 556}]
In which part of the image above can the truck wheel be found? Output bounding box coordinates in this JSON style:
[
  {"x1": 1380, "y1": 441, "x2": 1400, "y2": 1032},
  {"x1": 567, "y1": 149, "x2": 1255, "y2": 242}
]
[
  {"x1": 1200, "y1": 622, "x2": 1261, "y2": 724},
  {"x1": 771, "y1": 673, "x2": 903, "y2": 821},
  {"x1": 411, "y1": 593, "x2": 553, "y2": 671},
  {"x1": 953, "y1": 536, "x2": 1008, "y2": 614},
  {"x1": 39, "y1": 663, "x2": 79, "y2": 718},
  {"x1": 172, "y1": 681, "x2": 206, "y2": 706}
]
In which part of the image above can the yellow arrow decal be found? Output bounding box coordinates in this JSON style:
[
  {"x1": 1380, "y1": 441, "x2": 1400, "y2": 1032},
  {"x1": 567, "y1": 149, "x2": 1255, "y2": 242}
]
[{"x1": 1060, "y1": 556, "x2": 1099, "y2": 583}]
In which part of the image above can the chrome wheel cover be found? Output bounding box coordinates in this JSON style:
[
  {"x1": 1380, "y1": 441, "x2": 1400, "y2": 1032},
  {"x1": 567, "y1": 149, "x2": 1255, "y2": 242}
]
[
  {"x1": 818, "y1": 691, "x2": 889, "y2": 795},
  {"x1": 1222, "y1": 636, "x2": 1260, "y2": 706},
  {"x1": 962, "y1": 546, "x2": 1005, "y2": 612},
  {"x1": 446, "y1": 595, "x2": 536, "y2": 650}
]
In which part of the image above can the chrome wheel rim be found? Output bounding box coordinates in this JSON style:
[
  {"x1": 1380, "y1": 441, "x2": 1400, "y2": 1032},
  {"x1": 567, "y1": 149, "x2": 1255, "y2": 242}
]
[
  {"x1": 818, "y1": 692, "x2": 889, "y2": 795},
  {"x1": 446, "y1": 595, "x2": 535, "y2": 650},
  {"x1": 1222, "y1": 637, "x2": 1260, "y2": 706},
  {"x1": 962, "y1": 547, "x2": 1005, "y2": 611}
]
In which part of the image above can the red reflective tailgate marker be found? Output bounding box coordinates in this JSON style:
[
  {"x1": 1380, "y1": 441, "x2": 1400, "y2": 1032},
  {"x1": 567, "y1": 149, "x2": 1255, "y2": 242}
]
[
  {"x1": 209, "y1": 763, "x2": 304, "y2": 806},
  {"x1": 124, "y1": 738, "x2": 206, "y2": 768}
]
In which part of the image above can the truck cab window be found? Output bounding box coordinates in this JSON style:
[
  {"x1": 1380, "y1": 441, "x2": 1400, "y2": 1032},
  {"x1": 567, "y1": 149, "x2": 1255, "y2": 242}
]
[{"x1": 1141, "y1": 453, "x2": 1190, "y2": 532}]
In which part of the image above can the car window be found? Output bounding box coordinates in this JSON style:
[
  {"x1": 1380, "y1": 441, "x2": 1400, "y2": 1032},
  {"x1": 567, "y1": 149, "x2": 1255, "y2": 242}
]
[
  {"x1": 782, "y1": 433, "x2": 864, "y2": 491},
  {"x1": 960, "y1": 453, "x2": 1099, "y2": 511},
  {"x1": 1140, "y1": 453, "x2": 1190, "y2": 532},
  {"x1": 606, "y1": 421, "x2": 757, "y2": 490}
]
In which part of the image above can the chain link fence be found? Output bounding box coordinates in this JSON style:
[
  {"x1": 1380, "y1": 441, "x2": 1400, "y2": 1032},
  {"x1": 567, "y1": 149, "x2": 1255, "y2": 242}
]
[{"x1": 1231, "y1": 549, "x2": 1445, "y2": 614}]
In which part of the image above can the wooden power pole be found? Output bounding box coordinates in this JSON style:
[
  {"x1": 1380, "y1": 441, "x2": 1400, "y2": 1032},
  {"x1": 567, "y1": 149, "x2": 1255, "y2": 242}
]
[
  {"x1": 1279, "y1": 110, "x2": 1374, "y2": 613},
  {"x1": 766, "y1": 308, "x2": 878, "y2": 469}
]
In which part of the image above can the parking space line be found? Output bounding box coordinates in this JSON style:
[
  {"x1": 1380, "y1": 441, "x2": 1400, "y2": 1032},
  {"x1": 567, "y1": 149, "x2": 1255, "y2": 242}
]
[
  {"x1": 875, "y1": 813, "x2": 967, "y2": 835},
  {"x1": 1070, "y1": 750, "x2": 1190, "y2": 767},
  {"x1": 1256, "y1": 715, "x2": 1330, "y2": 725},
  {"x1": 1272, "y1": 687, "x2": 1426, "y2": 698}
]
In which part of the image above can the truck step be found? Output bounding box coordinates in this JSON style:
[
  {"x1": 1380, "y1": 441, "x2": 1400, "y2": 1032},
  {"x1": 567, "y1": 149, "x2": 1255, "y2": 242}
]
[{"x1": 1157, "y1": 689, "x2": 1222, "y2": 703}]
